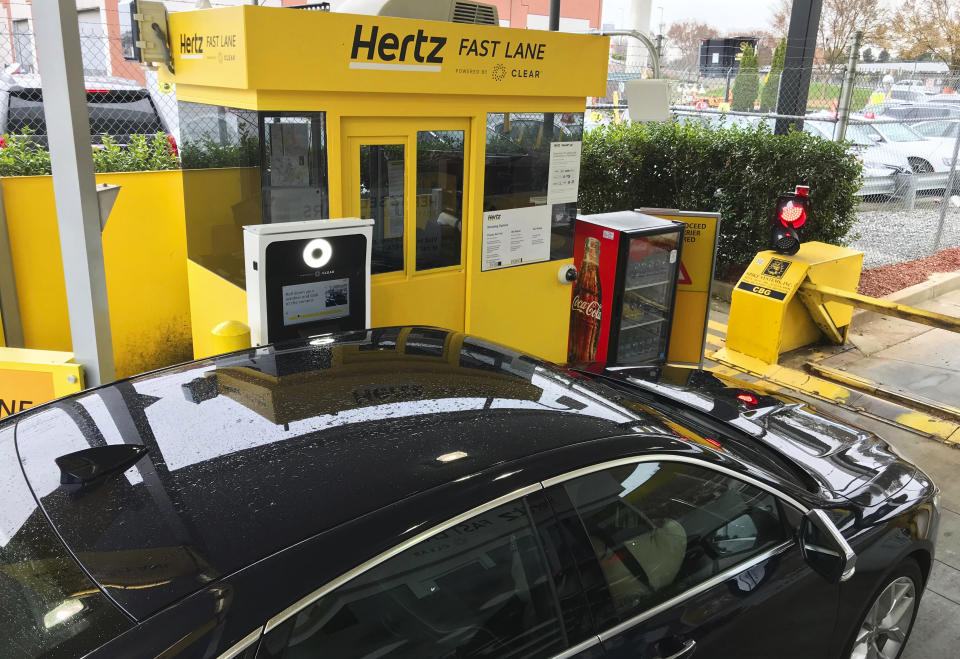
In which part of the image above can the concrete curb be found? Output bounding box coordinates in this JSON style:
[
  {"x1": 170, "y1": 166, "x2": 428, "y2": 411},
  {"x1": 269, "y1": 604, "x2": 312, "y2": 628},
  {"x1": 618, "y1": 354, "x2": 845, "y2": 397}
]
[
  {"x1": 852, "y1": 271, "x2": 960, "y2": 325},
  {"x1": 711, "y1": 279, "x2": 734, "y2": 302}
]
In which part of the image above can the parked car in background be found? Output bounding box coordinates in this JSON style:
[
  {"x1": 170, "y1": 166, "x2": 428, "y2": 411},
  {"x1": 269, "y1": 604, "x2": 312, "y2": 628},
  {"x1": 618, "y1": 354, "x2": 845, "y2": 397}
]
[
  {"x1": 0, "y1": 73, "x2": 171, "y2": 147},
  {"x1": 0, "y1": 329, "x2": 939, "y2": 658},
  {"x1": 866, "y1": 119, "x2": 957, "y2": 175},
  {"x1": 861, "y1": 101, "x2": 960, "y2": 124}
]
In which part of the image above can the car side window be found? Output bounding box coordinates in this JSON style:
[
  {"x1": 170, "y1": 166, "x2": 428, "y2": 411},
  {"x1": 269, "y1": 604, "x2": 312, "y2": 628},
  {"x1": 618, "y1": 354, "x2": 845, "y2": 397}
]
[
  {"x1": 258, "y1": 498, "x2": 567, "y2": 659},
  {"x1": 559, "y1": 461, "x2": 790, "y2": 621}
]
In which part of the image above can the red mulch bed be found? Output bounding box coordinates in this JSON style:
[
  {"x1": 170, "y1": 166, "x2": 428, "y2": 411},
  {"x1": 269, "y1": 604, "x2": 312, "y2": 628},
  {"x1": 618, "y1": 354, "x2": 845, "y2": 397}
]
[{"x1": 858, "y1": 247, "x2": 960, "y2": 298}]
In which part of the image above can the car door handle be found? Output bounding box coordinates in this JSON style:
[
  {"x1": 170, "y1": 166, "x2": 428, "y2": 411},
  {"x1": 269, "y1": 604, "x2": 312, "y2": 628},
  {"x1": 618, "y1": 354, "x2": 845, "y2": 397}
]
[{"x1": 657, "y1": 639, "x2": 696, "y2": 659}]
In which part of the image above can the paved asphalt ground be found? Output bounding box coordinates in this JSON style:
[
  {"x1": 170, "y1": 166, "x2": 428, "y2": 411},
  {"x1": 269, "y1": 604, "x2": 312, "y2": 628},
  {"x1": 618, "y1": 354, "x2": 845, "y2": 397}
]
[
  {"x1": 805, "y1": 400, "x2": 960, "y2": 659},
  {"x1": 707, "y1": 296, "x2": 960, "y2": 657}
]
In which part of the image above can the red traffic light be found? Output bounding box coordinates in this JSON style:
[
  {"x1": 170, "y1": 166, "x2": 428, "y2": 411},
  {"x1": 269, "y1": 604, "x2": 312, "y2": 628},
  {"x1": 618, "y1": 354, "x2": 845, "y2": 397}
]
[{"x1": 778, "y1": 200, "x2": 807, "y2": 228}]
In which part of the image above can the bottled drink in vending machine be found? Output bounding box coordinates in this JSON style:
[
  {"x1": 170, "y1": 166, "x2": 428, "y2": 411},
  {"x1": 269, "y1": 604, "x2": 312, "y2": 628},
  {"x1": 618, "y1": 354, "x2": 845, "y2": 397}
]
[{"x1": 568, "y1": 237, "x2": 603, "y2": 362}]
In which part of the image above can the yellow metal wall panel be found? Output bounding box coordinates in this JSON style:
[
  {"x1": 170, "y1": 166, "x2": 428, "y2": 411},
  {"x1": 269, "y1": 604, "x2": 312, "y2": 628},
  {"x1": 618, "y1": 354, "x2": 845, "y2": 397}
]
[
  {"x1": 466, "y1": 258, "x2": 573, "y2": 363},
  {"x1": 3, "y1": 172, "x2": 192, "y2": 378},
  {"x1": 2, "y1": 176, "x2": 71, "y2": 351},
  {"x1": 170, "y1": 7, "x2": 609, "y2": 99},
  {"x1": 98, "y1": 171, "x2": 193, "y2": 376},
  {"x1": 187, "y1": 259, "x2": 248, "y2": 359}
]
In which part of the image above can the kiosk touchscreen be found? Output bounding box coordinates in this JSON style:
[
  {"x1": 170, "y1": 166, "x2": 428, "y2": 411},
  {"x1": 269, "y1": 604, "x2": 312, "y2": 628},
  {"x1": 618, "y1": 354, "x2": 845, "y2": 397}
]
[{"x1": 244, "y1": 219, "x2": 374, "y2": 345}]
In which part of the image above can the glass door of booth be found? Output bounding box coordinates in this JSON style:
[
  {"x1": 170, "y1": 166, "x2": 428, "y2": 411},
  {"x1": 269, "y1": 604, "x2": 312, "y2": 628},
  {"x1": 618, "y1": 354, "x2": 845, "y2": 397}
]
[{"x1": 342, "y1": 118, "x2": 468, "y2": 331}]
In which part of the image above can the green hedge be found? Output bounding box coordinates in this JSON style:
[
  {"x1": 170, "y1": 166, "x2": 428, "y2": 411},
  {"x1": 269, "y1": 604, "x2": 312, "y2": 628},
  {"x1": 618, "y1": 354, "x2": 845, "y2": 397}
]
[
  {"x1": 0, "y1": 131, "x2": 178, "y2": 176},
  {"x1": 578, "y1": 120, "x2": 862, "y2": 274}
]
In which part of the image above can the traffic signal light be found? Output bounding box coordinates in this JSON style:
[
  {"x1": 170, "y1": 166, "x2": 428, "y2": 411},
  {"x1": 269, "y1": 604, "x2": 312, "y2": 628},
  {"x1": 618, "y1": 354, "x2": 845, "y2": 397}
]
[{"x1": 770, "y1": 185, "x2": 809, "y2": 255}]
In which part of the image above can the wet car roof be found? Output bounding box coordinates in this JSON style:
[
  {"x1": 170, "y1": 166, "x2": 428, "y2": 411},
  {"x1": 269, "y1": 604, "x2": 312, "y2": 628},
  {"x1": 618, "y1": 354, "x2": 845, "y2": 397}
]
[{"x1": 10, "y1": 328, "x2": 666, "y2": 620}]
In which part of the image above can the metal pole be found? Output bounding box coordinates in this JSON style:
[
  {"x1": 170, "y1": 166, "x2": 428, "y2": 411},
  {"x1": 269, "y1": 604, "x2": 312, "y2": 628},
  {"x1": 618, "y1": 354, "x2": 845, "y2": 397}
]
[
  {"x1": 591, "y1": 30, "x2": 661, "y2": 78},
  {"x1": 834, "y1": 31, "x2": 862, "y2": 142},
  {"x1": 775, "y1": 0, "x2": 823, "y2": 134},
  {"x1": 35, "y1": 0, "x2": 115, "y2": 386},
  {"x1": 544, "y1": 0, "x2": 560, "y2": 140},
  {"x1": 934, "y1": 126, "x2": 960, "y2": 252},
  {"x1": 724, "y1": 67, "x2": 733, "y2": 102}
]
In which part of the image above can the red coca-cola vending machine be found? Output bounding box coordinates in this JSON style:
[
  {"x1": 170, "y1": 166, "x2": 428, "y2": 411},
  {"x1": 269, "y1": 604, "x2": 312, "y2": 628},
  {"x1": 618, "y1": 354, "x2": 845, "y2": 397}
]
[{"x1": 568, "y1": 211, "x2": 685, "y2": 366}]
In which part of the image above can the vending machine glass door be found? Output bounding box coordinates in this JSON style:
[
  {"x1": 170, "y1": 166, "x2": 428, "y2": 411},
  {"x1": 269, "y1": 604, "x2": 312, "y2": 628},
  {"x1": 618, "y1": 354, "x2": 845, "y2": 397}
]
[{"x1": 617, "y1": 231, "x2": 681, "y2": 363}]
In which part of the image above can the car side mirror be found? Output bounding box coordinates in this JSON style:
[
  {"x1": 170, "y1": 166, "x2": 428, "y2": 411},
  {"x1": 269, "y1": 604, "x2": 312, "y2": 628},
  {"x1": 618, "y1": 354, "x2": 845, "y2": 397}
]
[{"x1": 800, "y1": 509, "x2": 856, "y2": 583}]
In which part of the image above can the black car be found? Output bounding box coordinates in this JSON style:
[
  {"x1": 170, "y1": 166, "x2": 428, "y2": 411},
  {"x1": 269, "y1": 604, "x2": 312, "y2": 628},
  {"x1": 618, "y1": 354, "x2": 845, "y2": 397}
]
[{"x1": 1, "y1": 328, "x2": 938, "y2": 659}]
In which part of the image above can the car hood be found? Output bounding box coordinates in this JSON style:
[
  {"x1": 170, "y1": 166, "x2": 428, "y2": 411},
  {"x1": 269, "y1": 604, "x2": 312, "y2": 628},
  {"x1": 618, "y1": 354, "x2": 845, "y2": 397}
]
[{"x1": 595, "y1": 367, "x2": 920, "y2": 508}]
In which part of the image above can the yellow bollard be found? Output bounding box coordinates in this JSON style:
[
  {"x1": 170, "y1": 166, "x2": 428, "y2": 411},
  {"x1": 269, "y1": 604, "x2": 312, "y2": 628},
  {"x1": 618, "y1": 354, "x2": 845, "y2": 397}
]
[{"x1": 210, "y1": 320, "x2": 251, "y2": 355}]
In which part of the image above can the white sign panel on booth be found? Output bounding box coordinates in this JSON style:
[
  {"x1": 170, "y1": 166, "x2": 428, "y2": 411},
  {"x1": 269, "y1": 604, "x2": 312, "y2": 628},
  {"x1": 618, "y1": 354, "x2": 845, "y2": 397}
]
[
  {"x1": 481, "y1": 206, "x2": 551, "y2": 271},
  {"x1": 547, "y1": 140, "x2": 582, "y2": 205}
]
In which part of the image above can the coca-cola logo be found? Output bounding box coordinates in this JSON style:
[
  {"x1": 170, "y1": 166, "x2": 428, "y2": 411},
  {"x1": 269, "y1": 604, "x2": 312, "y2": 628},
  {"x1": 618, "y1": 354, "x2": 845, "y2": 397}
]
[{"x1": 571, "y1": 295, "x2": 602, "y2": 320}]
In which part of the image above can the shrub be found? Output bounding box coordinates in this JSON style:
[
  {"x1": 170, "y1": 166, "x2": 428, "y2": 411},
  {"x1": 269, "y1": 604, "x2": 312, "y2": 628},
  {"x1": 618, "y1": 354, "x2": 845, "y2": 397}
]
[
  {"x1": 92, "y1": 134, "x2": 179, "y2": 172},
  {"x1": 579, "y1": 120, "x2": 862, "y2": 274},
  {"x1": 0, "y1": 131, "x2": 51, "y2": 176},
  {"x1": 0, "y1": 130, "x2": 178, "y2": 176},
  {"x1": 731, "y1": 44, "x2": 759, "y2": 112},
  {"x1": 179, "y1": 132, "x2": 260, "y2": 169},
  {"x1": 759, "y1": 38, "x2": 785, "y2": 112}
]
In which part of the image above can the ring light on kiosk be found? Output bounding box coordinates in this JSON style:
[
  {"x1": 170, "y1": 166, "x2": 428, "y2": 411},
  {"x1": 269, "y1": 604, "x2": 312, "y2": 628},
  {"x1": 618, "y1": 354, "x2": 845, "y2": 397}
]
[{"x1": 244, "y1": 219, "x2": 374, "y2": 346}]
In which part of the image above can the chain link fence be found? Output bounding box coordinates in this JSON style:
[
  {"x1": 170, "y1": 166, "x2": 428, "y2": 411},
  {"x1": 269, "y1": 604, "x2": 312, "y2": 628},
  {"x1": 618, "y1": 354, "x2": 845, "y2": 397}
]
[
  {"x1": 591, "y1": 43, "x2": 960, "y2": 268},
  {"x1": 2, "y1": 7, "x2": 958, "y2": 267}
]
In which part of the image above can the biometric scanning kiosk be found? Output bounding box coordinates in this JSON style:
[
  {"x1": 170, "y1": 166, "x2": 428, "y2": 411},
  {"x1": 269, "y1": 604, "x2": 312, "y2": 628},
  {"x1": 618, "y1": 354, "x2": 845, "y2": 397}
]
[{"x1": 244, "y1": 219, "x2": 374, "y2": 345}]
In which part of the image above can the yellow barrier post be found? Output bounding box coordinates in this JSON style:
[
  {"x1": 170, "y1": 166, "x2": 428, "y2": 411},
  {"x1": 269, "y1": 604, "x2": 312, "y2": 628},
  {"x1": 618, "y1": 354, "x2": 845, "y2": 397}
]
[{"x1": 210, "y1": 320, "x2": 251, "y2": 356}]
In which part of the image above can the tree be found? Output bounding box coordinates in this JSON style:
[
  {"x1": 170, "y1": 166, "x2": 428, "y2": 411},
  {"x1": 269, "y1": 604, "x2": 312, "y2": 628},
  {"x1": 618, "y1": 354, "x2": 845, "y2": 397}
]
[
  {"x1": 731, "y1": 44, "x2": 760, "y2": 111},
  {"x1": 769, "y1": 0, "x2": 885, "y2": 77},
  {"x1": 818, "y1": 0, "x2": 886, "y2": 77},
  {"x1": 760, "y1": 38, "x2": 786, "y2": 111},
  {"x1": 666, "y1": 20, "x2": 718, "y2": 69},
  {"x1": 878, "y1": 48, "x2": 890, "y2": 63},
  {"x1": 886, "y1": 0, "x2": 960, "y2": 71},
  {"x1": 862, "y1": 47, "x2": 875, "y2": 62}
]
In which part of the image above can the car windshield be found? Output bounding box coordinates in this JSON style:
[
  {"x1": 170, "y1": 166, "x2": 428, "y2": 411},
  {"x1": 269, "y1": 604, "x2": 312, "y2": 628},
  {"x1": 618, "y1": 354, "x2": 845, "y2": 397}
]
[
  {"x1": 844, "y1": 124, "x2": 879, "y2": 147},
  {"x1": 913, "y1": 122, "x2": 944, "y2": 137},
  {"x1": 7, "y1": 87, "x2": 164, "y2": 143},
  {"x1": 874, "y1": 122, "x2": 923, "y2": 142}
]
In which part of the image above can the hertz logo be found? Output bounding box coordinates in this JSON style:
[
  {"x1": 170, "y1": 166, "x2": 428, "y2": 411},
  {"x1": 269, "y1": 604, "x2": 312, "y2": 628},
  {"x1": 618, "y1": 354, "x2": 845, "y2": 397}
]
[{"x1": 350, "y1": 25, "x2": 446, "y2": 72}]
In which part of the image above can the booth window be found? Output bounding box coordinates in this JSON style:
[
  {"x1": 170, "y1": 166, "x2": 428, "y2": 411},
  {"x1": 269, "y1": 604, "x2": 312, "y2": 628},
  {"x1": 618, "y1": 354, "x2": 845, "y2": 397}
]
[
  {"x1": 178, "y1": 101, "x2": 261, "y2": 287},
  {"x1": 178, "y1": 101, "x2": 260, "y2": 168},
  {"x1": 416, "y1": 130, "x2": 464, "y2": 271},
  {"x1": 484, "y1": 112, "x2": 584, "y2": 261},
  {"x1": 361, "y1": 144, "x2": 405, "y2": 274},
  {"x1": 261, "y1": 113, "x2": 330, "y2": 223}
]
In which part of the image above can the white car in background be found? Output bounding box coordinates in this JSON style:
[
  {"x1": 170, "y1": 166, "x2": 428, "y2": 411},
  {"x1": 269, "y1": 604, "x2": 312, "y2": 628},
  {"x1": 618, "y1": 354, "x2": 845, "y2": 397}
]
[{"x1": 863, "y1": 119, "x2": 958, "y2": 176}]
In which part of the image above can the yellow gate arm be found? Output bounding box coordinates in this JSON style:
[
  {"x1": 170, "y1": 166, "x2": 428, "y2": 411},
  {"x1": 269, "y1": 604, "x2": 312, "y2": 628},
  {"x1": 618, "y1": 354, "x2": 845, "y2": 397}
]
[{"x1": 798, "y1": 282, "x2": 960, "y2": 336}]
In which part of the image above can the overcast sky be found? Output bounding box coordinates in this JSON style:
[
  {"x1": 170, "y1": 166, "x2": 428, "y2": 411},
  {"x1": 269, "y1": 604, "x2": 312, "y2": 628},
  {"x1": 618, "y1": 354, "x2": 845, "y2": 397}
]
[{"x1": 601, "y1": 0, "x2": 780, "y2": 34}]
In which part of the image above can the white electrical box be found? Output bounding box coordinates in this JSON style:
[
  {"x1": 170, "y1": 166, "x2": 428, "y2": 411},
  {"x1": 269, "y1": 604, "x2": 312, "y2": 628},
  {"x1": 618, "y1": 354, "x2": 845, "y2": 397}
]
[{"x1": 244, "y1": 219, "x2": 374, "y2": 346}]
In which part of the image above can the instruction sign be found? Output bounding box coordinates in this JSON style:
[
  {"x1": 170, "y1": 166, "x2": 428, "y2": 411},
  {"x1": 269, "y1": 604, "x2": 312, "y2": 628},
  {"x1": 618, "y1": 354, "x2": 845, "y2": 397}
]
[
  {"x1": 547, "y1": 141, "x2": 582, "y2": 205},
  {"x1": 482, "y1": 206, "x2": 550, "y2": 271},
  {"x1": 639, "y1": 209, "x2": 721, "y2": 366}
]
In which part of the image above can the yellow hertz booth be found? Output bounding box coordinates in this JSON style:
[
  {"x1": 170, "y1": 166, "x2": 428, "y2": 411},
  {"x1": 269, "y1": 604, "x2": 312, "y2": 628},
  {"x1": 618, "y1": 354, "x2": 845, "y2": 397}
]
[{"x1": 168, "y1": 6, "x2": 608, "y2": 362}]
